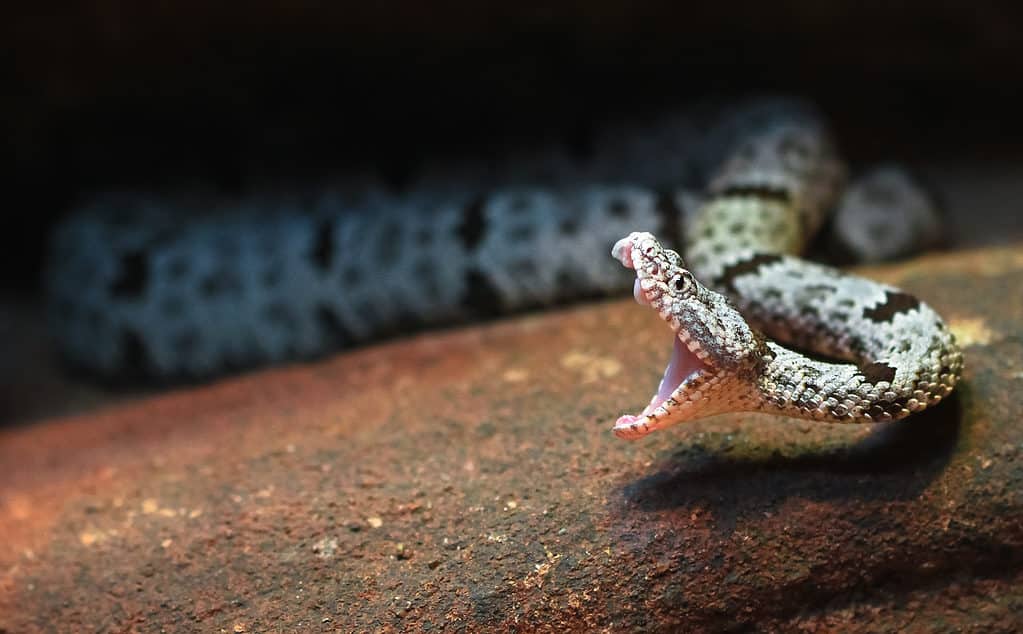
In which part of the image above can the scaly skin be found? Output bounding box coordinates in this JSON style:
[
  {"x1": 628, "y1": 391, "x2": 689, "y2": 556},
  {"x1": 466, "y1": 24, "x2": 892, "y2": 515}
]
[{"x1": 610, "y1": 115, "x2": 962, "y2": 439}]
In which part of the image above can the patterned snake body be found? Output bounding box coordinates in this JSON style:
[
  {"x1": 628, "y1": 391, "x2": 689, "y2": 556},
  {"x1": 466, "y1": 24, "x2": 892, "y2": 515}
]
[
  {"x1": 46, "y1": 99, "x2": 961, "y2": 436},
  {"x1": 610, "y1": 117, "x2": 962, "y2": 438}
]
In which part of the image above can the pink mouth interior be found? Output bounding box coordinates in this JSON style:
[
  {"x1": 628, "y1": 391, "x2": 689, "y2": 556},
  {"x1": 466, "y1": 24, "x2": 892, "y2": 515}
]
[
  {"x1": 633, "y1": 280, "x2": 702, "y2": 413},
  {"x1": 641, "y1": 335, "x2": 704, "y2": 416}
]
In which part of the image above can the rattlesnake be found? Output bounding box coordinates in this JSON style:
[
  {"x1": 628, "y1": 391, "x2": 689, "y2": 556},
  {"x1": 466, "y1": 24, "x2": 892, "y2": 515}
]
[
  {"x1": 610, "y1": 122, "x2": 961, "y2": 437},
  {"x1": 46, "y1": 98, "x2": 960, "y2": 433}
]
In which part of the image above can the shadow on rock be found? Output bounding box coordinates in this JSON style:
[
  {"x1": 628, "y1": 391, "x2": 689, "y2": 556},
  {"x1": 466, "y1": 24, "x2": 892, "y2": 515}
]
[
  {"x1": 607, "y1": 389, "x2": 1023, "y2": 630},
  {"x1": 621, "y1": 392, "x2": 962, "y2": 520}
]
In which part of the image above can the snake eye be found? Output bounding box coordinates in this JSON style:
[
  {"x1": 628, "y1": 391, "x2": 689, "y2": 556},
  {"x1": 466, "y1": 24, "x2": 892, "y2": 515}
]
[{"x1": 671, "y1": 271, "x2": 695, "y2": 294}]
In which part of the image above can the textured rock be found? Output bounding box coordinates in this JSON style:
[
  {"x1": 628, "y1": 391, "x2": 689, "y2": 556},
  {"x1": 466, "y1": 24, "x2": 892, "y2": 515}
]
[{"x1": 1, "y1": 244, "x2": 1022, "y2": 632}]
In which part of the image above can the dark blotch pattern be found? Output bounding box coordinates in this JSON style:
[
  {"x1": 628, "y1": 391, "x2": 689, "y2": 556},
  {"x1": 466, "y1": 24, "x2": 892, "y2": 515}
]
[
  {"x1": 827, "y1": 311, "x2": 850, "y2": 324},
  {"x1": 846, "y1": 335, "x2": 868, "y2": 357},
  {"x1": 458, "y1": 196, "x2": 488, "y2": 251},
  {"x1": 110, "y1": 251, "x2": 149, "y2": 298},
  {"x1": 310, "y1": 219, "x2": 336, "y2": 270},
  {"x1": 316, "y1": 305, "x2": 355, "y2": 345},
  {"x1": 120, "y1": 328, "x2": 151, "y2": 373},
  {"x1": 889, "y1": 395, "x2": 911, "y2": 412},
  {"x1": 862, "y1": 290, "x2": 921, "y2": 323},
  {"x1": 861, "y1": 361, "x2": 896, "y2": 385},
  {"x1": 461, "y1": 269, "x2": 503, "y2": 318},
  {"x1": 200, "y1": 271, "x2": 242, "y2": 297},
  {"x1": 654, "y1": 190, "x2": 683, "y2": 245},
  {"x1": 717, "y1": 185, "x2": 792, "y2": 205},
  {"x1": 715, "y1": 253, "x2": 785, "y2": 295},
  {"x1": 608, "y1": 198, "x2": 629, "y2": 217},
  {"x1": 553, "y1": 268, "x2": 609, "y2": 303}
]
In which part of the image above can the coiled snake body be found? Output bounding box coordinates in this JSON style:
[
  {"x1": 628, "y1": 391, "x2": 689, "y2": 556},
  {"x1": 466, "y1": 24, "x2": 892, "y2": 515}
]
[
  {"x1": 610, "y1": 116, "x2": 961, "y2": 438},
  {"x1": 46, "y1": 98, "x2": 961, "y2": 437}
]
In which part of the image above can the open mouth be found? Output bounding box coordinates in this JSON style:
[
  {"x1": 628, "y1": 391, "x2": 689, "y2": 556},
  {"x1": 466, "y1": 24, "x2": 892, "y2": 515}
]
[
  {"x1": 639, "y1": 335, "x2": 707, "y2": 417},
  {"x1": 611, "y1": 235, "x2": 711, "y2": 434}
]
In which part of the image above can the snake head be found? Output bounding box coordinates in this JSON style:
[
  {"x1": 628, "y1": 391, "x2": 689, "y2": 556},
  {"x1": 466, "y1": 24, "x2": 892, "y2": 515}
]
[{"x1": 610, "y1": 231, "x2": 766, "y2": 439}]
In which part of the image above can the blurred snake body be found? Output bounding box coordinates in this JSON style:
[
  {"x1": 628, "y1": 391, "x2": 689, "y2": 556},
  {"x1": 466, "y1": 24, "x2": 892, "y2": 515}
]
[{"x1": 46, "y1": 98, "x2": 960, "y2": 436}]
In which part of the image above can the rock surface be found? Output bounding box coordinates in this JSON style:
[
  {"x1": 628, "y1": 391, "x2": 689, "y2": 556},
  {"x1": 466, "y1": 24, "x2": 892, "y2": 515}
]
[{"x1": 1, "y1": 245, "x2": 1022, "y2": 632}]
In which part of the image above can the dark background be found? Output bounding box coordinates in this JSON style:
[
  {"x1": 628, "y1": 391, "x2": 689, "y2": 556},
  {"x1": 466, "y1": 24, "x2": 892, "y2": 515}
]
[
  {"x1": 4, "y1": 2, "x2": 1023, "y2": 422},
  {"x1": 7, "y1": 2, "x2": 1023, "y2": 293}
]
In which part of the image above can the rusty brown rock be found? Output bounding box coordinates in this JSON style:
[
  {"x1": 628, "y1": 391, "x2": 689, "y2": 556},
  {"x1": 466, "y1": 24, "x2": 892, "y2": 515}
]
[{"x1": 1, "y1": 245, "x2": 1022, "y2": 632}]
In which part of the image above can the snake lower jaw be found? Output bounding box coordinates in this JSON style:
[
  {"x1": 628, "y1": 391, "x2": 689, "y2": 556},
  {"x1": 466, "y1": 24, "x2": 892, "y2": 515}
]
[{"x1": 611, "y1": 335, "x2": 717, "y2": 439}]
